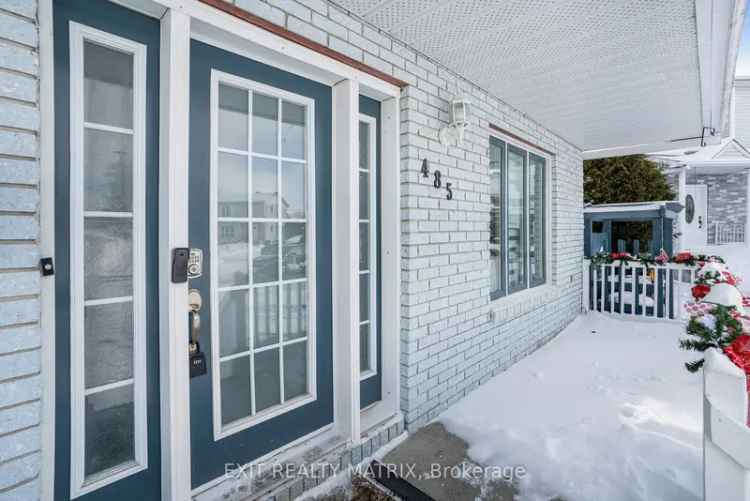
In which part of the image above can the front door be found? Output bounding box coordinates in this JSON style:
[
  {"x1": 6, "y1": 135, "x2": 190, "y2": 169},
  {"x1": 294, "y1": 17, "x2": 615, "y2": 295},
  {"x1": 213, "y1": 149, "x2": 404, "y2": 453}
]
[
  {"x1": 684, "y1": 184, "x2": 708, "y2": 249},
  {"x1": 53, "y1": 0, "x2": 161, "y2": 499},
  {"x1": 187, "y1": 40, "x2": 334, "y2": 489}
]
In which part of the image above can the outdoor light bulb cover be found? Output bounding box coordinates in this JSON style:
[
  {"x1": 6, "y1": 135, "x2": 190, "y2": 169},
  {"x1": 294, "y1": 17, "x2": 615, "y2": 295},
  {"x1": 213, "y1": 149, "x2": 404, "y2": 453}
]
[{"x1": 452, "y1": 99, "x2": 470, "y2": 127}]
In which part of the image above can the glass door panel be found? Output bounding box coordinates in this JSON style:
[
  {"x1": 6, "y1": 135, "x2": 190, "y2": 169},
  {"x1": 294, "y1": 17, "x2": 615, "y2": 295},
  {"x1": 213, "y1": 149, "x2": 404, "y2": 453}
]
[
  {"x1": 73, "y1": 27, "x2": 146, "y2": 493},
  {"x1": 212, "y1": 76, "x2": 315, "y2": 435}
]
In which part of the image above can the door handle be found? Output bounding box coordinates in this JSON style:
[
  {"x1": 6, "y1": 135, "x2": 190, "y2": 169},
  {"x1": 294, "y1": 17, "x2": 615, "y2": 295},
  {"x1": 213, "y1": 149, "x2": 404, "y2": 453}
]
[
  {"x1": 188, "y1": 289, "x2": 202, "y2": 352},
  {"x1": 188, "y1": 289, "x2": 208, "y2": 377},
  {"x1": 190, "y1": 310, "x2": 201, "y2": 349},
  {"x1": 698, "y1": 216, "x2": 703, "y2": 229}
]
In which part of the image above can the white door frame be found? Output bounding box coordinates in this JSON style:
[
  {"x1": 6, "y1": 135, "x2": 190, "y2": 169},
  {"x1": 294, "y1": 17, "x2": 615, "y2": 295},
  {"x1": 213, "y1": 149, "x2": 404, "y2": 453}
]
[{"x1": 38, "y1": 1, "x2": 402, "y2": 499}]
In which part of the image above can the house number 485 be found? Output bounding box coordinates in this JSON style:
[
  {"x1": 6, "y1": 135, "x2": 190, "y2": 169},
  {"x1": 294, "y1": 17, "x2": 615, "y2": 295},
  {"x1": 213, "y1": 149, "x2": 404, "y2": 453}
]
[{"x1": 420, "y1": 159, "x2": 453, "y2": 200}]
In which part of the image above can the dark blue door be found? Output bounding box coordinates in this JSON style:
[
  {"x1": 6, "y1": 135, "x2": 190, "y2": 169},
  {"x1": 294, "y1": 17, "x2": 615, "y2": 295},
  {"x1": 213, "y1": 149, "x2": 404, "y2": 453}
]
[
  {"x1": 188, "y1": 40, "x2": 333, "y2": 488},
  {"x1": 54, "y1": 0, "x2": 161, "y2": 499}
]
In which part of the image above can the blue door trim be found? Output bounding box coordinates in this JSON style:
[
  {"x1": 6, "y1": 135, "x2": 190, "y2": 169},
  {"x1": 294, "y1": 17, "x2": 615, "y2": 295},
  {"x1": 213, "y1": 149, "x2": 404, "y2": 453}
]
[
  {"x1": 188, "y1": 40, "x2": 333, "y2": 488},
  {"x1": 359, "y1": 96, "x2": 382, "y2": 409},
  {"x1": 53, "y1": 1, "x2": 161, "y2": 499}
]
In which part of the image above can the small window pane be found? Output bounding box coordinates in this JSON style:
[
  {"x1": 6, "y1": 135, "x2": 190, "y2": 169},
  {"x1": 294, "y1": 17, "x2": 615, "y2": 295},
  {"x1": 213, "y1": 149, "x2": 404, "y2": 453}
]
[
  {"x1": 281, "y1": 101, "x2": 305, "y2": 159},
  {"x1": 359, "y1": 122, "x2": 370, "y2": 170},
  {"x1": 218, "y1": 84, "x2": 248, "y2": 151},
  {"x1": 84, "y1": 302, "x2": 133, "y2": 389},
  {"x1": 529, "y1": 154, "x2": 545, "y2": 287},
  {"x1": 84, "y1": 217, "x2": 133, "y2": 300},
  {"x1": 282, "y1": 161, "x2": 306, "y2": 219},
  {"x1": 85, "y1": 385, "x2": 134, "y2": 477},
  {"x1": 218, "y1": 153, "x2": 248, "y2": 218},
  {"x1": 254, "y1": 285, "x2": 279, "y2": 348},
  {"x1": 218, "y1": 222, "x2": 249, "y2": 287},
  {"x1": 220, "y1": 357, "x2": 252, "y2": 425},
  {"x1": 283, "y1": 282, "x2": 308, "y2": 341},
  {"x1": 252, "y1": 222, "x2": 279, "y2": 283},
  {"x1": 84, "y1": 41, "x2": 133, "y2": 129},
  {"x1": 252, "y1": 93, "x2": 278, "y2": 155},
  {"x1": 252, "y1": 156, "x2": 278, "y2": 219},
  {"x1": 282, "y1": 223, "x2": 306, "y2": 280},
  {"x1": 254, "y1": 349, "x2": 281, "y2": 412},
  {"x1": 283, "y1": 341, "x2": 307, "y2": 400},
  {"x1": 218, "y1": 290, "x2": 250, "y2": 357},
  {"x1": 84, "y1": 129, "x2": 133, "y2": 212},
  {"x1": 359, "y1": 273, "x2": 369, "y2": 322},
  {"x1": 489, "y1": 138, "x2": 505, "y2": 298},
  {"x1": 359, "y1": 171, "x2": 369, "y2": 220},
  {"x1": 360, "y1": 323, "x2": 370, "y2": 373},
  {"x1": 359, "y1": 223, "x2": 369, "y2": 271},
  {"x1": 507, "y1": 145, "x2": 527, "y2": 293}
]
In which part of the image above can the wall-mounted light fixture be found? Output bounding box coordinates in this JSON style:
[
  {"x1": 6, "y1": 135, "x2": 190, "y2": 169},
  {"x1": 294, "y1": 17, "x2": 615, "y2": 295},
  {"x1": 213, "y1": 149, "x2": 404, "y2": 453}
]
[{"x1": 439, "y1": 98, "x2": 471, "y2": 148}]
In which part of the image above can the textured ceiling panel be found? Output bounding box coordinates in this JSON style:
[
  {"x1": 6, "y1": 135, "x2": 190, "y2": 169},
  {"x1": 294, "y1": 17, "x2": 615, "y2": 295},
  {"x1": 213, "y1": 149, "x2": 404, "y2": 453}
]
[{"x1": 335, "y1": 0, "x2": 702, "y2": 151}]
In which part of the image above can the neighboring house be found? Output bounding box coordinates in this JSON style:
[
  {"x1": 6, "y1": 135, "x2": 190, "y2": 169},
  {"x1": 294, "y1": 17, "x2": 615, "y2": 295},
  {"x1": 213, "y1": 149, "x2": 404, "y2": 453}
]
[
  {"x1": 0, "y1": 1, "x2": 742, "y2": 500},
  {"x1": 652, "y1": 78, "x2": 750, "y2": 250},
  {"x1": 583, "y1": 201, "x2": 683, "y2": 257}
]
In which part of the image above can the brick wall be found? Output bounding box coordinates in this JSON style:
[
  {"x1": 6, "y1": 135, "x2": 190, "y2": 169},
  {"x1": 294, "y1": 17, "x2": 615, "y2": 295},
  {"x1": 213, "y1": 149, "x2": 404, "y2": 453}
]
[
  {"x1": 0, "y1": 0, "x2": 42, "y2": 499},
  {"x1": 0, "y1": 2, "x2": 584, "y2": 497},
  {"x1": 687, "y1": 171, "x2": 748, "y2": 241},
  {"x1": 224, "y1": 0, "x2": 584, "y2": 428}
]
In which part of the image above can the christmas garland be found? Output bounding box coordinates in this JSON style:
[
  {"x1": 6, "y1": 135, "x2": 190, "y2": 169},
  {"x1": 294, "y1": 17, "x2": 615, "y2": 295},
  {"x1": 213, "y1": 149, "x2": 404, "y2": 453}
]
[
  {"x1": 589, "y1": 250, "x2": 725, "y2": 268},
  {"x1": 679, "y1": 258, "x2": 750, "y2": 377},
  {"x1": 681, "y1": 305, "x2": 744, "y2": 372}
]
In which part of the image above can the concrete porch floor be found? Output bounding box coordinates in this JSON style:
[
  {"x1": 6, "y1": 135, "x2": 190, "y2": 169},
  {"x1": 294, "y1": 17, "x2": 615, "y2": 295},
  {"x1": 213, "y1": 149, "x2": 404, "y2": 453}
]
[
  {"x1": 301, "y1": 422, "x2": 521, "y2": 501},
  {"x1": 379, "y1": 422, "x2": 518, "y2": 501}
]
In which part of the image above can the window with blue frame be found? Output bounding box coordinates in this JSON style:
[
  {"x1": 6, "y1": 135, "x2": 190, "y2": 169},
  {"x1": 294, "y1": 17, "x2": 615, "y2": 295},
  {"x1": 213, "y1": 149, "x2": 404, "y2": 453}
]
[{"x1": 489, "y1": 135, "x2": 547, "y2": 300}]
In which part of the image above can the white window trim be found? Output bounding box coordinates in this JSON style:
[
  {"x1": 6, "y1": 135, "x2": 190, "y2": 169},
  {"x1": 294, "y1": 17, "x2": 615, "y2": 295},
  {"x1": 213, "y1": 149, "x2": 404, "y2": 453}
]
[
  {"x1": 489, "y1": 131, "x2": 553, "y2": 303},
  {"x1": 68, "y1": 22, "x2": 148, "y2": 498},
  {"x1": 358, "y1": 114, "x2": 378, "y2": 381},
  {"x1": 209, "y1": 69, "x2": 318, "y2": 440}
]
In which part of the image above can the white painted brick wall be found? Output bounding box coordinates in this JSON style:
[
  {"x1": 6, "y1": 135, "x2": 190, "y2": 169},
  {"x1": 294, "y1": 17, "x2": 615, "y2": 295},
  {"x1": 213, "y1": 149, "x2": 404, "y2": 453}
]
[
  {"x1": 221, "y1": 0, "x2": 584, "y2": 429},
  {"x1": 8, "y1": 2, "x2": 583, "y2": 496},
  {"x1": 0, "y1": 0, "x2": 41, "y2": 499}
]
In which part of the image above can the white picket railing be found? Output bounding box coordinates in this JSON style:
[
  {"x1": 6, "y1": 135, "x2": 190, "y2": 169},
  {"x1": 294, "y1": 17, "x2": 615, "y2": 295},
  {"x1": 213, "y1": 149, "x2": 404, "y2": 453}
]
[
  {"x1": 582, "y1": 259, "x2": 697, "y2": 321},
  {"x1": 711, "y1": 222, "x2": 746, "y2": 245}
]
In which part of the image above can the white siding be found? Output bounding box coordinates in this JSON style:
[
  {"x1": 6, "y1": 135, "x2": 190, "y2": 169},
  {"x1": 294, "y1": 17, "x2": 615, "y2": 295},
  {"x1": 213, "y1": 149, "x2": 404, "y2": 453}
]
[
  {"x1": 0, "y1": 0, "x2": 41, "y2": 499},
  {"x1": 733, "y1": 78, "x2": 750, "y2": 148}
]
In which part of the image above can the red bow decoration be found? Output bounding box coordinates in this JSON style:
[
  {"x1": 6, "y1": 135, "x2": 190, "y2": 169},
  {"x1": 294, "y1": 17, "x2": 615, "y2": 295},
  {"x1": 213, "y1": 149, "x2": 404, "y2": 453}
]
[
  {"x1": 692, "y1": 284, "x2": 711, "y2": 301},
  {"x1": 674, "y1": 251, "x2": 694, "y2": 263}
]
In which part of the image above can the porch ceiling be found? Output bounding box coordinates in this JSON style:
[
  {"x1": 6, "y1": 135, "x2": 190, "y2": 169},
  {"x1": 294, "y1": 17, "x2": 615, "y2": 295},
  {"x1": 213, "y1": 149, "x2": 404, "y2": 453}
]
[{"x1": 333, "y1": 0, "x2": 744, "y2": 156}]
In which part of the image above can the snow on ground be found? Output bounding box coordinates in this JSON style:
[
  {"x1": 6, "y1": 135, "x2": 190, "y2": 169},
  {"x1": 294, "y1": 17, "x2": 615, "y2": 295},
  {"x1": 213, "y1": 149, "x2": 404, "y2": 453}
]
[
  {"x1": 439, "y1": 313, "x2": 703, "y2": 501},
  {"x1": 692, "y1": 244, "x2": 749, "y2": 292}
]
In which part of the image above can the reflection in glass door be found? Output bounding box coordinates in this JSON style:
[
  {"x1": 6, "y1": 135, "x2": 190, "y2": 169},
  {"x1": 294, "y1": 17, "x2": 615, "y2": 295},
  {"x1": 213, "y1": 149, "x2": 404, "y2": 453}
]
[
  {"x1": 210, "y1": 71, "x2": 316, "y2": 437},
  {"x1": 69, "y1": 23, "x2": 148, "y2": 497}
]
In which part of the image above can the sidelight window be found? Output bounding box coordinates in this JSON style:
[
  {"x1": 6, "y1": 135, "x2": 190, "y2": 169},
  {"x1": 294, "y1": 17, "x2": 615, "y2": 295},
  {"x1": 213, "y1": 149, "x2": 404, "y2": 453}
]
[
  {"x1": 358, "y1": 116, "x2": 378, "y2": 379},
  {"x1": 69, "y1": 23, "x2": 148, "y2": 496}
]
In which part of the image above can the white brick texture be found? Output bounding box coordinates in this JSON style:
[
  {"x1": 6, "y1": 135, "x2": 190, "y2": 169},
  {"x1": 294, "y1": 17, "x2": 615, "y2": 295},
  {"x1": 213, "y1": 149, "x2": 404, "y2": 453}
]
[
  {"x1": 0, "y1": 1, "x2": 41, "y2": 499},
  {"x1": 219, "y1": 0, "x2": 584, "y2": 429},
  {"x1": 12, "y1": 1, "x2": 585, "y2": 498}
]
